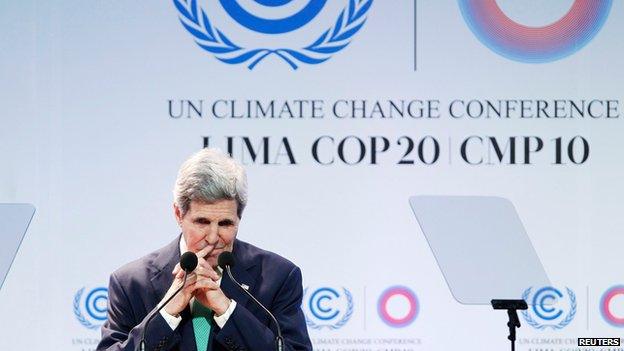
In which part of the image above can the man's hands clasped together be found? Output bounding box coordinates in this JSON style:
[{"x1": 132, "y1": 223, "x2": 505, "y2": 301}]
[{"x1": 161, "y1": 246, "x2": 232, "y2": 317}]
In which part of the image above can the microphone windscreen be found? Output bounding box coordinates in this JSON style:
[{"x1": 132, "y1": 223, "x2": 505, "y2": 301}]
[
  {"x1": 180, "y1": 251, "x2": 198, "y2": 272},
  {"x1": 218, "y1": 251, "x2": 235, "y2": 270}
]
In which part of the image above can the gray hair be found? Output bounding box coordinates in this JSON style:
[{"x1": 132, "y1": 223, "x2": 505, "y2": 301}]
[{"x1": 173, "y1": 148, "x2": 248, "y2": 218}]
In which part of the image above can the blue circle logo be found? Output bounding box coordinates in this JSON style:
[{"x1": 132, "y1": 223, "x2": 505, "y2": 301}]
[
  {"x1": 303, "y1": 286, "x2": 353, "y2": 330},
  {"x1": 172, "y1": 0, "x2": 373, "y2": 69},
  {"x1": 521, "y1": 286, "x2": 577, "y2": 330},
  {"x1": 73, "y1": 286, "x2": 108, "y2": 330}
]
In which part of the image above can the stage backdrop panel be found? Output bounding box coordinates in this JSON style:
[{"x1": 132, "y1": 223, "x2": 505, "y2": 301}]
[{"x1": 1, "y1": 1, "x2": 623, "y2": 350}]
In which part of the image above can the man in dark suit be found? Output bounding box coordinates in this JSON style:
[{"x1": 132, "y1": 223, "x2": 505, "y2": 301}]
[{"x1": 97, "y1": 149, "x2": 312, "y2": 351}]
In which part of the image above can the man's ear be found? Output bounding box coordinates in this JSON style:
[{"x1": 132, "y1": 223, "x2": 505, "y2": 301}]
[{"x1": 173, "y1": 203, "x2": 183, "y2": 224}]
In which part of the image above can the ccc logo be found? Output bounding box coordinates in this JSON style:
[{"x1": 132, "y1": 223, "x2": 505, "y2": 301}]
[
  {"x1": 73, "y1": 286, "x2": 108, "y2": 330},
  {"x1": 303, "y1": 287, "x2": 354, "y2": 330},
  {"x1": 522, "y1": 286, "x2": 577, "y2": 330}
]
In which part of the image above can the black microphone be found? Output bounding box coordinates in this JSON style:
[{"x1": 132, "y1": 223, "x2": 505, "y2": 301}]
[
  {"x1": 180, "y1": 251, "x2": 199, "y2": 272},
  {"x1": 218, "y1": 252, "x2": 284, "y2": 351},
  {"x1": 138, "y1": 251, "x2": 198, "y2": 351}
]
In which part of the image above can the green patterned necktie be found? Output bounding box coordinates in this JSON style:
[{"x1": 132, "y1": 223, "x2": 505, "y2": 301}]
[{"x1": 192, "y1": 299, "x2": 213, "y2": 351}]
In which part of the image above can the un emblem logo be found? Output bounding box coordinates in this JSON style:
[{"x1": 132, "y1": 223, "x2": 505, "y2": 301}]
[
  {"x1": 73, "y1": 286, "x2": 108, "y2": 330},
  {"x1": 303, "y1": 287, "x2": 354, "y2": 330},
  {"x1": 521, "y1": 286, "x2": 577, "y2": 330},
  {"x1": 173, "y1": 0, "x2": 373, "y2": 69}
]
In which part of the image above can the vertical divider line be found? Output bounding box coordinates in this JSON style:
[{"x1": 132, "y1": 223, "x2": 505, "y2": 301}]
[
  {"x1": 414, "y1": 0, "x2": 418, "y2": 71},
  {"x1": 363, "y1": 286, "x2": 367, "y2": 330},
  {"x1": 586, "y1": 285, "x2": 590, "y2": 330}
]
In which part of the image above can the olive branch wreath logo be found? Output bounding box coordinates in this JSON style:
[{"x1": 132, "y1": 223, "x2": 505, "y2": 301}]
[
  {"x1": 303, "y1": 287, "x2": 354, "y2": 330},
  {"x1": 173, "y1": 0, "x2": 373, "y2": 69},
  {"x1": 521, "y1": 287, "x2": 577, "y2": 330}
]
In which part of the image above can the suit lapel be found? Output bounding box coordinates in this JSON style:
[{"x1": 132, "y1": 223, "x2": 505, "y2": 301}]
[
  {"x1": 147, "y1": 236, "x2": 198, "y2": 351},
  {"x1": 220, "y1": 240, "x2": 261, "y2": 320},
  {"x1": 220, "y1": 264, "x2": 254, "y2": 308},
  {"x1": 149, "y1": 236, "x2": 181, "y2": 303}
]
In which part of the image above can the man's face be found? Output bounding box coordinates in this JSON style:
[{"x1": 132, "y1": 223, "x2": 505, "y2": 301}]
[{"x1": 175, "y1": 198, "x2": 239, "y2": 268}]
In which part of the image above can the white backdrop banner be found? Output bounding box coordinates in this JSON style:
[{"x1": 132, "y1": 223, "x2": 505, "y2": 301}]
[{"x1": 1, "y1": 0, "x2": 623, "y2": 350}]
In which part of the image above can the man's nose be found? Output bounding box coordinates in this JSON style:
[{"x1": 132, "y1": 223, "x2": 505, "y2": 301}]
[{"x1": 205, "y1": 223, "x2": 219, "y2": 244}]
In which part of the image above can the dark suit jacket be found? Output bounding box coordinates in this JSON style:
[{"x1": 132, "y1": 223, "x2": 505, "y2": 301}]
[{"x1": 97, "y1": 236, "x2": 312, "y2": 351}]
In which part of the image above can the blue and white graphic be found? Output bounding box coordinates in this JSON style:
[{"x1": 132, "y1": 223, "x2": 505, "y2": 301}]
[
  {"x1": 173, "y1": 0, "x2": 373, "y2": 69},
  {"x1": 73, "y1": 287, "x2": 109, "y2": 330},
  {"x1": 521, "y1": 286, "x2": 577, "y2": 330},
  {"x1": 303, "y1": 287, "x2": 353, "y2": 330}
]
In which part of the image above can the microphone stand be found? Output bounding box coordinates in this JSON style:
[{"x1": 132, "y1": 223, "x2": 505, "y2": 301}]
[
  {"x1": 491, "y1": 299, "x2": 528, "y2": 351},
  {"x1": 225, "y1": 265, "x2": 284, "y2": 351},
  {"x1": 138, "y1": 272, "x2": 189, "y2": 351}
]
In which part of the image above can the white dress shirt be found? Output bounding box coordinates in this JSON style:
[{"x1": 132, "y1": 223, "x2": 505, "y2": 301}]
[{"x1": 158, "y1": 237, "x2": 237, "y2": 330}]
